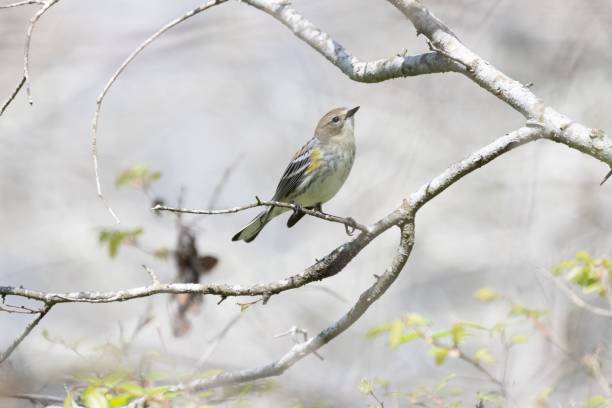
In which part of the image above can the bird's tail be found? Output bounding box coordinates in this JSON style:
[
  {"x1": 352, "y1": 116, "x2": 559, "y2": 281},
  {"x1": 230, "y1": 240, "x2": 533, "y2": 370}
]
[{"x1": 232, "y1": 207, "x2": 285, "y2": 243}]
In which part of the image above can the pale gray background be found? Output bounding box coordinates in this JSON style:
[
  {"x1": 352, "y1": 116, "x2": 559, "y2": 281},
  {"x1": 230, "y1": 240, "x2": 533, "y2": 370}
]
[{"x1": 1, "y1": 0, "x2": 611, "y2": 406}]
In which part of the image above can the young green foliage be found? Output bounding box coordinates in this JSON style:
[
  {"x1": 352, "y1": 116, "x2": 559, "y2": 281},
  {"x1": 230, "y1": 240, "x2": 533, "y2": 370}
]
[{"x1": 98, "y1": 228, "x2": 144, "y2": 258}]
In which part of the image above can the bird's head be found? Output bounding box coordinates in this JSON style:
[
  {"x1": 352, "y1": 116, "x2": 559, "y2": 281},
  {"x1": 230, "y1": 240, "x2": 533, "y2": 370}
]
[{"x1": 315, "y1": 106, "x2": 359, "y2": 142}]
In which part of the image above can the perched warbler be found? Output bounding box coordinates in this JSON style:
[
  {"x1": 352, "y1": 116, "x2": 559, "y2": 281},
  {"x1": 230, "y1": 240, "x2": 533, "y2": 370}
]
[{"x1": 232, "y1": 106, "x2": 359, "y2": 243}]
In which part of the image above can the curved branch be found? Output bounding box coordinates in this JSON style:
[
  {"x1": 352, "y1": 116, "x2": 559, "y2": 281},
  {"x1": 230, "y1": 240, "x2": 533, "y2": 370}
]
[
  {"x1": 153, "y1": 200, "x2": 369, "y2": 233},
  {"x1": 242, "y1": 0, "x2": 464, "y2": 82},
  {"x1": 547, "y1": 273, "x2": 612, "y2": 318},
  {"x1": 173, "y1": 222, "x2": 415, "y2": 392},
  {"x1": 91, "y1": 0, "x2": 229, "y2": 224},
  {"x1": 0, "y1": 0, "x2": 58, "y2": 116},
  {"x1": 0, "y1": 0, "x2": 43, "y2": 8}
]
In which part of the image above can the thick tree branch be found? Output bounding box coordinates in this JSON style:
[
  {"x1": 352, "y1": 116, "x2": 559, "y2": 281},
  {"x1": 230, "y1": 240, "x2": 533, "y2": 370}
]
[
  {"x1": 242, "y1": 0, "x2": 464, "y2": 82},
  {"x1": 385, "y1": 0, "x2": 612, "y2": 179},
  {"x1": 238, "y1": 0, "x2": 612, "y2": 180},
  {"x1": 172, "y1": 222, "x2": 415, "y2": 392}
]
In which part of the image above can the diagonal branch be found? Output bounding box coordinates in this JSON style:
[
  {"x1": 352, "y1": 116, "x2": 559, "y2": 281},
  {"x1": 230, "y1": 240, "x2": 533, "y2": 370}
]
[
  {"x1": 0, "y1": 304, "x2": 51, "y2": 363},
  {"x1": 172, "y1": 222, "x2": 415, "y2": 392},
  {"x1": 0, "y1": 0, "x2": 43, "y2": 8},
  {"x1": 385, "y1": 0, "x2": 612, "y2": 179},
  {"x1": 242, "y1": 0, "x2": 464, "y2": 82}
]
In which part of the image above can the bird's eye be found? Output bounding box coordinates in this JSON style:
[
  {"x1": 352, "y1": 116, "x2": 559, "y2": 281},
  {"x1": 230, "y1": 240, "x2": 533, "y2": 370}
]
[{"x1": 332, "y1": 116, "x2": 340, "y2": 123}]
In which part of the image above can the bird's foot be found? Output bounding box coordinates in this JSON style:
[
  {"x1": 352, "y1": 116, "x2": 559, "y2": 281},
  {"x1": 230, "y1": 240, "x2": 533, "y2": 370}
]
[
  {"x1": 292, "y1": 203, "x2": 304, "y2": 216},
  {"x1": 344, "y1": 217, "x2": 357, "y2": 236}
]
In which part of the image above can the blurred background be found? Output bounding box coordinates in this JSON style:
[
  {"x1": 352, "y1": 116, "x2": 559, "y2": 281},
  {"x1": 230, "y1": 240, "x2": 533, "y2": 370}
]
[{"x1": 1, "y1": 0, "x2": 611, "y2": 406}]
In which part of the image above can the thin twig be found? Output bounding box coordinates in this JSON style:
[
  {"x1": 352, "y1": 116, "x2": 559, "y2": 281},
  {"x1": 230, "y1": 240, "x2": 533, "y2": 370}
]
[
  {"x1": 207, "y1": 156, "x2": 241, "y2": 209},
  {"x1": 153, "y1": 200, "x2": 369, "y2": 233},
  {"x1": 91, "y1": 0, "x2": 228, "y2": 224},
  {"x1": 0, "y1": 0, "x2": 42, "y2": 8},
  {"x1": 4, "y1": 393, "x2": 64, "y2": 405},
  {"x1": 142, "y1": 264, "x2": 160, "y2": 285},
  {"x1": 601, "y1": 168, "x2": 612, "y2": 185},
  {"x1": 546, "y1": 273, "x2": 612, "y2": 318},
  {"x1": 0, "y1": 304, "x2": 52, "y2": 363},
  {"x1": 196, "y1": 314, "x2": 242, "y2": 367},
  {"x1": 24, "y1": 0, "x2": 60, "y2": 104},
  {"x1": 0, "y1": 76, "x2": 25, "y2": 116}
]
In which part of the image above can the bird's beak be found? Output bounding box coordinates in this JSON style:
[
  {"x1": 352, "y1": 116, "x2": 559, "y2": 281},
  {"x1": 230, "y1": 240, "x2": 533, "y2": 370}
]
[{"x1": 346, "y1": 106, "x2": 360, "y2": 118}]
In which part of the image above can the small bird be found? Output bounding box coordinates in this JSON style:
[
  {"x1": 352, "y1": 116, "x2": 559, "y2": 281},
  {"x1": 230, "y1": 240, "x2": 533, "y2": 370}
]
[{"x1": 232, "y1": 106, "x2": 359, "y2": 243}]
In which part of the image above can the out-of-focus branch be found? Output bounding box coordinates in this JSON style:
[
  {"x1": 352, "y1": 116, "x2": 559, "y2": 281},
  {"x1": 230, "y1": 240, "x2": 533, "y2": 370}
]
[
  {"x1": 546, "y1": 273, "x2": 612, "y2": 318},
  {"x1": 0, "y1": 304, "x2": 51, "y2": 363},
  {"x1": 153, "y1": 200, "x2": 369, "y2": 233},
  {"x1": 0, "y1": 0, "x2": 59, "y2": 116},
  {"x1": 91, "y1": 0, "x2": 229, "y2": 224},
  {"x1": 3, "y1": 393, "x2": 64, "y2": 406},
  {"x1": 0, "y1": 0, "x2": 42, "y2": 10}
]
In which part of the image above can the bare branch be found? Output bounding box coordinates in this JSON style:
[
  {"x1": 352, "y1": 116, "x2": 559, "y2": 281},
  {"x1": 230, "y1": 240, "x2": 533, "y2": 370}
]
[
  {"x1": 0, "y1": 76, "x2": 25, "y2": 116},
  {"x1": 385, "y1": 0, "x2": 612, "y2": 176},
  {"x1": 91, "y1": 0, "x2": 228, "y2": 224},
  {"x1": 0, "y1": 0, "x2": 43, "y2": 8},
  {"x1": 242, "y1": 0, "x2": 464, "y2": 82},
  {"x1": 2, "y1": 393, "x2": 64, "y2": 405},
  {"x1": 22, "y1": 0, "x2": 59, "y2": 104},
  {"x1": 0, "y1": 0, "x2": 58, "y2": 116},
  {"x1": 153, "y1": 200, "x2": 369, "y2": 233},
  {"x1": 172, "y1": 222, "x2": 415, "y2": 392},
  {"x1": 142, "y1": 264, "x2": 160, "y2": 285},
  {"x1": 546, "y1": 273, "x2": 612, "y2": 318},
  {"x1": 0, "y1": 304, "x2": 51, "y2": 363}
]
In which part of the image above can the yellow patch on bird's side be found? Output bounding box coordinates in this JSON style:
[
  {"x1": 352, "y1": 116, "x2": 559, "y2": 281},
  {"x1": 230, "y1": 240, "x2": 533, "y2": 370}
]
[{"x1": 305, "y1": 149, "x2": 321, "y2": 174}]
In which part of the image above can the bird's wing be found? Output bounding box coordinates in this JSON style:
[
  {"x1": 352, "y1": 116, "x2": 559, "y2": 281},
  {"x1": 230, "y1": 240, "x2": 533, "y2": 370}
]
[{"x1": 272, "y1": 137, "x2": 320, "y2": 201}]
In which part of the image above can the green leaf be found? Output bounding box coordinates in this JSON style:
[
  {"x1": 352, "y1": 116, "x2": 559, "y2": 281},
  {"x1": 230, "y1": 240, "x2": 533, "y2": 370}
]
[
  {"x1": 473, "y1": 287, "x2": 498, "y2": 302},
  {"x1": 477, "y1": 391, "x2": 501, "y2": 404},
  {"x1": 510, "y1": 334, "x2": 528, "y2": 345},
  {"x1": 474, "y1": 347, "x2": 495, "y2": 364},
  {"x1": 63, "y1": 391, "x2": 74, "y2": 408},
  {"x1": 388, "y1": 320, "x2": 405, "y2": 349},
  {"x1": 430, "y1": 346, "x2": 449, "y2": 365},
  {"x1": 153, "y1": 247, "x2": 170, "y2": 260},
  {"x1": 358, "y1": 378, "x2": 374, "y2": 395},
  {"x1": 450, "y1": 323, "x2": 467, "y2": 346},
  {"x1": 83, "y1": 386, "x2": 109, "y2": 408},
  {"x1": 99, "y1": 370, "x2": 130, "y2": 388},
  {"x1": 116, "y1": 383, "x2": 145, "y2": 397},
  {"x1": 366, "y1": 322, "x2": 395, "y2": 338},
  {"x1": 404, "y1": 313, "x2": 429, "y2": 327},
  {"x1": 107, "y1": 394, "x2": 134, "y2": 407},
  {"x1": 509, "y1": 304, "x2": 545, "y2": 319},
  {"x1": 98, "y1": 228, "x2": 143, "y2": 258},
  {"x1": 582, "y1": 395, "x2": 611, "y2": 408},
  {"x1": 116, "y1": 165, "x2": 161, "y2": 188}
]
